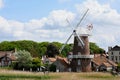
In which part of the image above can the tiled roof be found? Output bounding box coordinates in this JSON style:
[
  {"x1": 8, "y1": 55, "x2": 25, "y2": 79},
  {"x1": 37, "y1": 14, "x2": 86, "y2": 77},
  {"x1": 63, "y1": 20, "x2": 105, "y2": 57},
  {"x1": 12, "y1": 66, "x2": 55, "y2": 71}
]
[
  {"x1": 102, "y1": 62, "x2": 112, "y2": 67},
  {"x1": 47, "y1": 56, "x2": 69, "y2": 67},
  {"x1": 0, "y1": 51, "x2": 16, "y2": 61},
  {"x1": 92, "y1": 55, "x2": 117, "y2": 67},
  {"x1": 92, "y1": 56, "x2": 107, "y2": 66},
  {"x1": 57, "y1": 57, "x2": 69, "y2": 67},
  {"x1": 107, "y1": 60, "x2": 117, "y2": 66},
  {"x1": 48, "y1": 58, "x2": 56, "y2": 62}
]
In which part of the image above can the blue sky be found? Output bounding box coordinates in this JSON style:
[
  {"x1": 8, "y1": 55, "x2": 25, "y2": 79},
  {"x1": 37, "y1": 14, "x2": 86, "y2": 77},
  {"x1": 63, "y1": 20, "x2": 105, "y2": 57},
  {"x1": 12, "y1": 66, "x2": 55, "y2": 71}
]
[{"x1": 0, "y1": 0, "x2": 120, "y2": 51}]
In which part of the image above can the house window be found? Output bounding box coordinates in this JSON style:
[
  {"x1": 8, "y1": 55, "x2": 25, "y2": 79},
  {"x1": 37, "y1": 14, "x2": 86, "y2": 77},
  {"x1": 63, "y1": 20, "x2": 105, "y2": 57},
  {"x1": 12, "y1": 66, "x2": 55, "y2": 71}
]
[
  {"x1": 119, "y1": 52, "x2": 120, "y2": 55},
  {"x1": 111, "y1": 52, "x2": 113, "y2": 55},
  {"x1": 116, "y1": 56, "x2": 118, "y2": 61},
  {"x1": 111, "y1": 56, "x2": 114, "y2": 61},
  {"x1": 119, "y1": 56, "x2": 120, "y2": 60}
]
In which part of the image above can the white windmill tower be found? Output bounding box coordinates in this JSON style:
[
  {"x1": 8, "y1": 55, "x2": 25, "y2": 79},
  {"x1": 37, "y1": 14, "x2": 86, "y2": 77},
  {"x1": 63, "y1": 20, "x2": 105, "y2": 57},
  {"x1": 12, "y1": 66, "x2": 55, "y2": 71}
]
[{"x1": 59, "y1": 9, "x2": 94, "y2": 72}]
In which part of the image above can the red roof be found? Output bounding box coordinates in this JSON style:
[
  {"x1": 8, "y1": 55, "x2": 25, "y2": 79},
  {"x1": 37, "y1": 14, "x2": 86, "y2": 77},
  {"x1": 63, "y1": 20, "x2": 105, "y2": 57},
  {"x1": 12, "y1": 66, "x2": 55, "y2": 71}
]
[
  {"x1": 92, "y1": 55, "x2": 117, "y2": 67},
  {"x1": 0, "y1": 51, "x2": 16, "y2": 61}
]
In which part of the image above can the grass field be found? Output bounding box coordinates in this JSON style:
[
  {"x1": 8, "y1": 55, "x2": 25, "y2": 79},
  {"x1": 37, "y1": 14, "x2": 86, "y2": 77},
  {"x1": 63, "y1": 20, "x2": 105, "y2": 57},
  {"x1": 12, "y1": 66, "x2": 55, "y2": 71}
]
[{"x1": 0, "y1": 69, "x2": 120, "y2": 80}]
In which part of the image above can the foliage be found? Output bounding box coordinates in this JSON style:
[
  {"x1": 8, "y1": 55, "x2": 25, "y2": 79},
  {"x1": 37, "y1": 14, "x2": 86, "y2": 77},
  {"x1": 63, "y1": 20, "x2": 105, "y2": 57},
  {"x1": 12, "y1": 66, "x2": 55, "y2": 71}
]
[
  {"x1": 90, "y1": 42, "x2": 104, "y2": 54},
  {"x1": 49, "y1": 64, "x2": 56, "y2": 72},
  {"x1": 0, "y1": 41, "x2": 15, "y2": 51},
  {"x1": 46, "y1": 43, "x2": 59, "y2": 57},
  {"x1": 117, "y1": 63, "x2": 120, "y2": 72},
  {"x1": 11, "y1": 40, "x2": 40, "y2": 57},
  {"x1": 32, "y1": 57, "x2": 42, "y2": 70},
  {"x1": 14, "y1": 50, "x2": 32, "y2": 70},
  {"x1": 0, "y1": 40, "x2": 104, "y2": 58},
  {"x1": 38, "y1": 42, "x2": 49, "y2": 57}
]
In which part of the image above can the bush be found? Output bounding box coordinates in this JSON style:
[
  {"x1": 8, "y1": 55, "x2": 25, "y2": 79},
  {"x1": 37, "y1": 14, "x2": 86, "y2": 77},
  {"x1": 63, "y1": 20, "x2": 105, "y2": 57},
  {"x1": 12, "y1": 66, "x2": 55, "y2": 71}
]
[{"x1": 49, "y1": 64, "x2": 56, "y2": 72}]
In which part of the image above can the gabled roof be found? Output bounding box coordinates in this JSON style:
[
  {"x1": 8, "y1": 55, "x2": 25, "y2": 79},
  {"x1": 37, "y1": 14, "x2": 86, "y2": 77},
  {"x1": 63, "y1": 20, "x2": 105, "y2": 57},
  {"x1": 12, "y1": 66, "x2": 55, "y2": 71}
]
[
  {"x1": 0, "y1": 51, "x2": 16, "y2": 61},
  {"x1": 92, "y1": 56, "x2": 107, "y2": 66},
  {"x1": 92, "y1": 55, "x2": 117, "y2": 67},
  {"x1": 102, "y1": 62, "x2": 112, "y2": 67},
  {"x1": 57, "y1": 57, "x2": 69, "y2": 66},
  {"x1": 111, "y1": 45, "x2": 120, "y2": 51},
  {"x1": 107, "y1": 60, "x2": 118, "y2": 66},
  {"x1": 48, "y1": 58, "x2": 56, "y2": 62},
  {"x1": 45, "y1": 56, "x2": 69, "y2": 67}
]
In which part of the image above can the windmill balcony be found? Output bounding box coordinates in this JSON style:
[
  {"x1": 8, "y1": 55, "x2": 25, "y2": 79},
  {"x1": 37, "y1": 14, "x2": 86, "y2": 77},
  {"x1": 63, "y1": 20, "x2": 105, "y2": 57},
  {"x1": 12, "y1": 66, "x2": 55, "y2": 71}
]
[{"x1": 68, "y1": 54, "x2": 94, "y2": 59}]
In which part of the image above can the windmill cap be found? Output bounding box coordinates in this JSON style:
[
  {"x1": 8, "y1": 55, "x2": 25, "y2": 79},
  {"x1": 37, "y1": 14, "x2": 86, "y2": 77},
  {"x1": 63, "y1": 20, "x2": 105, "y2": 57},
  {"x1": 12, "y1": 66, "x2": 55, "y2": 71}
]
[
  {"x1": 80, "y1": 34, "x2": 91, "y2": 36},
  {"x1": 76, "y1": 27, "x2": 92, "y2": 36}
]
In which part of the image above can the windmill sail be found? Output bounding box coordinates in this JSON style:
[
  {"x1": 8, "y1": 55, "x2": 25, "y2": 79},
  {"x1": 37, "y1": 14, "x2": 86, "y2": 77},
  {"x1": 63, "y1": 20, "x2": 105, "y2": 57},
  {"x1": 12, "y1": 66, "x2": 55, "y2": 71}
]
[
  {"x1": 75, "y1": 32, "x2": 84, "y2": 48},
  {"x1": 75, "y1": 9, "x2": 89, "y2": 30},
  {"x1": 59, "y1": 9, "x2": 89, "y2": 53},
  {"x1": 59, "y1": 32, "x2": 74, "y2": 53}
]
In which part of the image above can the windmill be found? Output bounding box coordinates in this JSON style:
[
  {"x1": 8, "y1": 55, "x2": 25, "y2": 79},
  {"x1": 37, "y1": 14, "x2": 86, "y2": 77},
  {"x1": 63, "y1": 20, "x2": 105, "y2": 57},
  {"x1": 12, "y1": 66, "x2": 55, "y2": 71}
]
[{"x1": 59, "y1": 9, "x2": 94, "y2": 72}]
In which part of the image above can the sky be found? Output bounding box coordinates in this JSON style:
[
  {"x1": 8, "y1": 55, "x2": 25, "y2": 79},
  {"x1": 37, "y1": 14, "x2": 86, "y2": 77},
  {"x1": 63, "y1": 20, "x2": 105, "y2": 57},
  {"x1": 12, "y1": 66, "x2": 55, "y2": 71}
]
[{"x1": 0, "y1": 0, "x2": 120, "y2": 51}]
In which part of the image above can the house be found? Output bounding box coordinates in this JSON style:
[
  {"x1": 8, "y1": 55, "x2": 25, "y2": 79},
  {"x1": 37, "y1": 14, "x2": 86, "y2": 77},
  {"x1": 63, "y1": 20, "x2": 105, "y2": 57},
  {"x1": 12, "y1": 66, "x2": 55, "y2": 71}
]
[
  {"x1": 41, "y1": 56, "x2": 69, "y2": 72},
  {"x1": 41, "y1": 56, "x2": 56, "y2": 64},
  {"x1": 108, "y1": 45, "x2": 120, "y2": 63},
  {"x1": 92, "y1": 54, "x2": 117, "y2": 71},
  {"x1": 53, "y1": 56, "x2": 69, "y2": 72},
  {"x1": 0, "y1": 51, "x2": 16, "y2": 67}
]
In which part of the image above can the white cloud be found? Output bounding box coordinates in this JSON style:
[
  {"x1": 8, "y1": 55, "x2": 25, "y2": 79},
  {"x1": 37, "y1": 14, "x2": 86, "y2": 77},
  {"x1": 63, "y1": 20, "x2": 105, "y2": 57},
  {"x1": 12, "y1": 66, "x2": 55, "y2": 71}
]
[
  {"x1": 0, "y1": 9, "x2": 75, "y2": 42},
  {"x1": 48, "y1": 10, "x2": 75, "y2": 27},
  {"x1": 75, "y1": 0, "x2": 120, "y2": 50},
  {"x1": 0, "y1": 0, "x2": 120, "y2": 51},
  {"x1": 0, "y1": 0, "x2": 4, "y2": 9}
]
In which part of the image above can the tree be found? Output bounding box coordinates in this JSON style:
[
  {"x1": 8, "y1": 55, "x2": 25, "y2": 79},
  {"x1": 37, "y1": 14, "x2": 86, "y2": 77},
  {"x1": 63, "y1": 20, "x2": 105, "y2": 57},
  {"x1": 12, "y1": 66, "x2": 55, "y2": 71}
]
[
  {"x1": 90, "y1": 42, "x2": 104, "y2": 54},
  {"x1": 31, "y1": 57, "x2": 42, "y2": 71},
  {"x1": 49, "y1": 64, "x2": 56, "y2": 72},
  {"x1": 11, "y1": 40, "x2": 40, "y2": 57},
  {"x1": 14, "y1": 50, "x2": 32, "y2": 70},
  {"x1": 38, "y1": 42, "x2": 49, "y2": 56},
  {"x1": 46, "y1": 43, "x2": 59, "y2": 57},
  {"x1": 0, "y1": 41, "x2": 15, "y2": 51}
]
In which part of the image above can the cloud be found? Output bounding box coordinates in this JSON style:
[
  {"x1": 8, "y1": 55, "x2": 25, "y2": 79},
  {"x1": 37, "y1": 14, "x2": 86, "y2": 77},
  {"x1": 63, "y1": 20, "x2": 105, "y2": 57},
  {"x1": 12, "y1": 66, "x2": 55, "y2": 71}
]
[
  {"x1": 0, "y1": 0, "x2": 4, "y2": 9},
  {"x1": 75, "y1": 0, "x2": 120, "y2": 50},
  {"x1": 48, "y1": 10, "x2": 75, "y2": 27},
  {"x1": 0, "y1": 9, "x2": 75, "y2": 42},
  {"x1": 0, "y1": 0, "x2": 120, "y2": 50}
]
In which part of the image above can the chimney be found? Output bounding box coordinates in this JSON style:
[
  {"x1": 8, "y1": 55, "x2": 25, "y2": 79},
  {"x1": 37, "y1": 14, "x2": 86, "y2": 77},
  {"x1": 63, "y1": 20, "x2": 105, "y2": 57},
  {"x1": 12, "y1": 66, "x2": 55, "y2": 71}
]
[{"x1": 108, "y1": 46, "x2": 112, "y2": 51}]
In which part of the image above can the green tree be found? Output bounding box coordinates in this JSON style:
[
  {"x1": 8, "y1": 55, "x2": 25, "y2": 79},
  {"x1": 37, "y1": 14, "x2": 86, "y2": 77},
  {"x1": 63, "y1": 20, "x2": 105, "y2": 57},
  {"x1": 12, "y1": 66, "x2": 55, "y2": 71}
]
[
  {"x1": 46, "y1": 43, "x2": 59, "y2": 57},
  {"x1": 14, "y1": 50, "x2": 32, "y2": 70},
  {"x1": 32, "y1": 57, "x2": 42, "y2": 71},
  {"x1": 11, "y1": 40, "x2": 40, "y2": 57},
  {"x1": 0, "y1": 41, "x2": 15, "y2": 51},
  {"x1": 32, "y1": 57, "x2": 41, "y2": 67},
  {"x1": 90, "y1": 42, "x2": 104, "y2": 54},
  {"x1": 38, "y1": 42, "x2": 49, "y2": 56},
  {"x1": 49, "y1": 64, "x2": 56, "y2": 72}
]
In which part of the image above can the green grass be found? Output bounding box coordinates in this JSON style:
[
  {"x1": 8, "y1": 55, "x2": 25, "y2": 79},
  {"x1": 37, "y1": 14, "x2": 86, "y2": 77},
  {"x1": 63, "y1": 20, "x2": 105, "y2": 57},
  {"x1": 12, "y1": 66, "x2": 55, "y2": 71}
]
[
  {"x1": 85, "y1": 75, "x2": 114, "y2": 79},
  {"x1": 0, "y1": 70, "x2": 119, "y2": 80},
  {"x1": 80, "y1": 72, "x2": 120, "y2": 80},
  {"x1": 0, "y1": 75, "x2": 51, "y2": 80},
  {"x1": 0, "y1": 70, "x2": 58, "y2": 80}
]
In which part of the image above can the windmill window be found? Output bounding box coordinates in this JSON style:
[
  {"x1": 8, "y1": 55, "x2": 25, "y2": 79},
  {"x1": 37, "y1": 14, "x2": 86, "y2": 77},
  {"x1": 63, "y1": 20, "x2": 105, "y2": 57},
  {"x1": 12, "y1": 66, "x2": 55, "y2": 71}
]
[
  {"x1": 78, "y1": 59, "x2": 81, "y2": 65},
  {"x1": 111, "y1": 52, "x2": 113, "y2": 55},
  {"x1": 78, "y1": 52, "x2": 81, "y2": 55}
]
